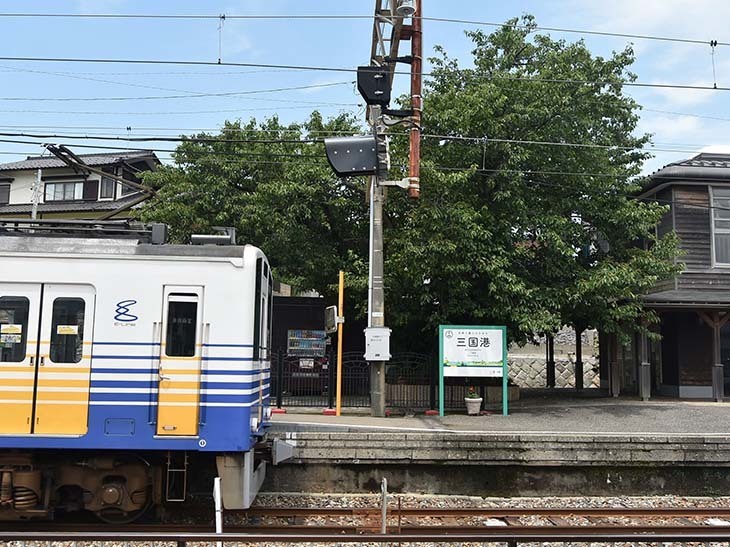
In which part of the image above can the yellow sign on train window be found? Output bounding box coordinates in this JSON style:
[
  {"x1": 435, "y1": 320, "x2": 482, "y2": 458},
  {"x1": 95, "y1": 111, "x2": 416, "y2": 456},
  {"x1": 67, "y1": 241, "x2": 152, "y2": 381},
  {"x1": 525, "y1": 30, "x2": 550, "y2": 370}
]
[
  {"x1": 0, "y1": 324, "x2": 22, "y2": 334},
  {"x1": 56, "y1": 325, "x2": 79, "y2": 335}
]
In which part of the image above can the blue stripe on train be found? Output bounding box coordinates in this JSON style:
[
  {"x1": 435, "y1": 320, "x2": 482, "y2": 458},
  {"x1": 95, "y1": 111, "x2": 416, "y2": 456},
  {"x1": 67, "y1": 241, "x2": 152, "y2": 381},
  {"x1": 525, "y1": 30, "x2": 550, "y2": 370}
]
[
  {"x1": 93, "y1": 342, "x2": 254, "y2": 348},
  {"x1": 92, "y1": 368, "x2": 267, "y2": 375},
  {"x1": 90, "y1": 392, "x2": 266, "y2": 403},
  {"x1": 91, "y1": 380, "x2": 265, "y2": 390}
]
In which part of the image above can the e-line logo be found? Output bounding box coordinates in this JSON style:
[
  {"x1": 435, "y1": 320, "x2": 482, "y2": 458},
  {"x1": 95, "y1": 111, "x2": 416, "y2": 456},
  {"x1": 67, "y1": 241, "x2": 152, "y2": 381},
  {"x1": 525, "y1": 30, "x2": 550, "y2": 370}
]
[{"x1": 115, "y1": 299, "x2": 138, "y2": 322}]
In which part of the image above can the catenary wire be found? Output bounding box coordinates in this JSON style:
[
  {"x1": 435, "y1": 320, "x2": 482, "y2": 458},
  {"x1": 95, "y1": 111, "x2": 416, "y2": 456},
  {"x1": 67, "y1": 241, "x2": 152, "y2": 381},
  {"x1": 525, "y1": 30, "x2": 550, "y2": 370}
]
[
  {"x1": 0, "y1": 56, "x2": 727, "y2": 93},
  {"x1": 0, "y1": 81, "x2": 355, "y2": 102},
  {"x1": 0, "y1": 12, "x2": 725, "y2": 48}
]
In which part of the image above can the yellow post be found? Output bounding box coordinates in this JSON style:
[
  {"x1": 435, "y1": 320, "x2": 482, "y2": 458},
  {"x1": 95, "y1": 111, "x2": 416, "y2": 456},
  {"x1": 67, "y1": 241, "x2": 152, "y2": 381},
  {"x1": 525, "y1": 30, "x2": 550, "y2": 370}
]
[{"x1": 336, "y1": 270, "x2": 345, "y2": 416}]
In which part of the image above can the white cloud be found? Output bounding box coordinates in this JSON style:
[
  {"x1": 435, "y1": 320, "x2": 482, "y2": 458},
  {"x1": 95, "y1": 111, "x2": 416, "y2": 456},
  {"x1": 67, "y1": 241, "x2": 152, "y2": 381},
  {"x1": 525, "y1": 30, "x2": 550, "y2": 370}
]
[{"x1": 649, "y1": 81, "x2": 717, "y2": 108}]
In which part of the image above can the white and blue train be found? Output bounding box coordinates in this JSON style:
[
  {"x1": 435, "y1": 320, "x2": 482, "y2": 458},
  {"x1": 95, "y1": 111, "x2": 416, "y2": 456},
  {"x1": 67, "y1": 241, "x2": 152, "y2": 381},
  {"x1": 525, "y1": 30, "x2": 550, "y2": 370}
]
[{"x1": 0, "y1": 220, "x2": 288, "y2": 522}]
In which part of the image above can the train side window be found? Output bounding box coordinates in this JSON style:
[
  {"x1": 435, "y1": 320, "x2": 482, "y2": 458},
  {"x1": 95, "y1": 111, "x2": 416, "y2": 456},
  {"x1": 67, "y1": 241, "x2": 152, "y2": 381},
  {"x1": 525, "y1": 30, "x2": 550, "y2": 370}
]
[
  {"x1": 50, "y1": 298, "x2": 85, "y2": 364},
  {"x1": 253, "y1": 259, "x2": 263, "y2": 360},
  {"x1": 165, "y1": 294, "x2": 198, "y2": 357},
  {"x1": 0, "y1": 296, "x2": 30, "y2": 363}
]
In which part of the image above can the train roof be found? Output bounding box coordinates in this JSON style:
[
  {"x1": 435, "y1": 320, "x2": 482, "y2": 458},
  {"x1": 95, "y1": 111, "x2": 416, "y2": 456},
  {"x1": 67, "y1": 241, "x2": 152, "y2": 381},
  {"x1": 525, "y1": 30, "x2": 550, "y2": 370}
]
[{"x1": 0, "y1": 219, "x2": 260, "y2": 259}]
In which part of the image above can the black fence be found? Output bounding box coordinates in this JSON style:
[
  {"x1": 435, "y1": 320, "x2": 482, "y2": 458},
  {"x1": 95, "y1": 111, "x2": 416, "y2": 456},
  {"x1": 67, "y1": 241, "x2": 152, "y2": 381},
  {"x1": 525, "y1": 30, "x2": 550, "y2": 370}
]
[{"x1": 270, "y1": 350, "x2": 479, "y2": 410}]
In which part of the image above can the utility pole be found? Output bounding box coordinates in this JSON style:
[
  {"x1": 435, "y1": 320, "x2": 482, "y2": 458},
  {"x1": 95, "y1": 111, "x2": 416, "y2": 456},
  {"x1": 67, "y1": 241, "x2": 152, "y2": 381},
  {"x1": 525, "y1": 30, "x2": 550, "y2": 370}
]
[
  {"x1": 324, "y1": 0, "x2": 419, "y2": 418},
  {"x1": 408, "y1": 0, "x2": 422, "y2": 198},
  {"x1": 31, "y1": 168, "x2": 41, "y2": 220},
  {"x1": 368, "y1": 104, "x2": 388, "y2": 417}
]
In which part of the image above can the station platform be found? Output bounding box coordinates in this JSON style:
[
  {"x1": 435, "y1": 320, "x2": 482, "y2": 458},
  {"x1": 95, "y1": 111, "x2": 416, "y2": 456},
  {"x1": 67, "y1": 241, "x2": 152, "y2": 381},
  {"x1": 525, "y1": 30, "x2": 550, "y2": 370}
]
[
  {"x1": 270, "y1": 394, "x2": 730, "y2": 436},
  {"x1": 264, "y1": 396, "x2": 730, "y2": 497}
]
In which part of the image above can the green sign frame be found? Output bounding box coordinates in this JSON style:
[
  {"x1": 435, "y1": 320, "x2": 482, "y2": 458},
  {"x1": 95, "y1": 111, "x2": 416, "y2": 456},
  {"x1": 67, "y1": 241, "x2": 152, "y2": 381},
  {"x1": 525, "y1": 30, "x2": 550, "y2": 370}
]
[{"x1": 438, "y1": 325, "x2": 508, "y2": 417}]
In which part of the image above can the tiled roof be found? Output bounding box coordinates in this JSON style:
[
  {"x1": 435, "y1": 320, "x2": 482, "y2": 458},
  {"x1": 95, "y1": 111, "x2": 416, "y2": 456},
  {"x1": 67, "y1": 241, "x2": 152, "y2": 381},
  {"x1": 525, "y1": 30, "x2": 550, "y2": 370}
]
[
  {"x1": 0, "y1": 150, "x2": 159, "y2": 172},
  {"x1": 643, "y1": 153, "x2": 730, "y2": 194},
  {"x1": 0, "y1": 194, "x2": 145, "y2": 215},
  {"x1": 643, "y1": 289, "x2": 730, "y2": 306}
]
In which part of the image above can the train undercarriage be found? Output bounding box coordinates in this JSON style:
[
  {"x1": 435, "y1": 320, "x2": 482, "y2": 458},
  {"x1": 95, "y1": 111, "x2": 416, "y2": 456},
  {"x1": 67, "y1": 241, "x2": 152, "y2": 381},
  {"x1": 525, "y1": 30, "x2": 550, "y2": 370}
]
[
  {"x1": 0, "y1": 451, "x2": 163, "y2": 523},
  {"x1": 0, "y1": 440, "x2": 288, "y2": 522}
]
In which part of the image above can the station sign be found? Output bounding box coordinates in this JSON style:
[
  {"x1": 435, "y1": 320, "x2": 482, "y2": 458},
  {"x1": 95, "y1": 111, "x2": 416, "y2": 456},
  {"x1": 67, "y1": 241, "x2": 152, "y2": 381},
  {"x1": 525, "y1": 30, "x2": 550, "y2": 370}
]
[{"x1": 438, "y1": 325, "x2": 508, "y2": 416}]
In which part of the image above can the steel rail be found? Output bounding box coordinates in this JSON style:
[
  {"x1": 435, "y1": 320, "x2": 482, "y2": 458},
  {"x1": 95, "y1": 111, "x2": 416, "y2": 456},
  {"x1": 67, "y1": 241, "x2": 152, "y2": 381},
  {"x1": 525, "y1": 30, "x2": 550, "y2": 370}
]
[
  {"x1": 243, "y1": 506, "x2": 730, "y2": 518},
  {"x1": 4, "y1": 529, "x2": 730, "y2": 544}
]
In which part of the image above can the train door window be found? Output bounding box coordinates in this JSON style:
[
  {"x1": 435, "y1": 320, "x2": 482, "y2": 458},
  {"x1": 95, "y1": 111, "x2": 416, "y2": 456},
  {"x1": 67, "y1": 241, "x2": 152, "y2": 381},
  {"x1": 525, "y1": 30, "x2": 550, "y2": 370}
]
[
  {"x1": 0, "y1": 296, "x2": 29, "y2": 362},
  {"x1": 49, "y1": 298, "x2": 85, "y2": 364},
  {"x1": 165, "y1": 294, "x2": 198, "y2": 357},
  {"x1": 253, "y1": 259, "x2": 263, "y2": 360}
]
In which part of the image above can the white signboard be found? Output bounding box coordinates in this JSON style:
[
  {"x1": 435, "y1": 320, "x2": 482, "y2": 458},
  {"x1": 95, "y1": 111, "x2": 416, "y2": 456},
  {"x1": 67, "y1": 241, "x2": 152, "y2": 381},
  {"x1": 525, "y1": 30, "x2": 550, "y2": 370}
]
[{"x1": 441, "y1": 326, "x2": 505, "y2": 377}]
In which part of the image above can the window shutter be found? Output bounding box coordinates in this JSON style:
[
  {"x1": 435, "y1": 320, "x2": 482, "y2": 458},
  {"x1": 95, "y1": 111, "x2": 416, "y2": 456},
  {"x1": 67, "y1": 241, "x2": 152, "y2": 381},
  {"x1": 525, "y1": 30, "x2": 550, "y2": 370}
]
[{"x1": 82, "y1": 179, "x2": 99, "y2": 201}]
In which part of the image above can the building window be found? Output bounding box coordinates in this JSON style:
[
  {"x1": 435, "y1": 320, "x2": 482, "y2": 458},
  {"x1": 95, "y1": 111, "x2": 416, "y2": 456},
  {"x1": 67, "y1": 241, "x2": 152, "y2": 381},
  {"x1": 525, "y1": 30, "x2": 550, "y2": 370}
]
[
  {"x1": 100, "y1": 176, "x2": 116, "y2": 199},
  {"x1": 712, "y1": 187, "x2": 730, "y2": 264},
  {"x1": 0, "y1": 183, "x2": 9, "y2": 205},
  {"x1": 120, "y1": 169, "x2": 140, "y2": 196},
  {"x1": 45, "y1": 181, "x2": 83, "y2": 202}
]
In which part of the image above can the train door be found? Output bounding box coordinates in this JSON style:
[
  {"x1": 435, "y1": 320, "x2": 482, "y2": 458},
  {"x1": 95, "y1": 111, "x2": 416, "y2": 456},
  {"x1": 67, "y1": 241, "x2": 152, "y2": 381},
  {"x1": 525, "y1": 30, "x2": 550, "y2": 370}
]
[
  {"x1": 34, "y1": 285, "x2": 96, "y2": 435},
  {"x1": 253, "y1": 259, "x2": 272, "y2": 427},
  {"x1": 0, "y1": 283, "x2": 95, "y2": 435},
  {"x1": 0, "y1": 284, "x2": 41, "y2": 434},
  {"x1": 157, "y1": 286, "x2": 203, "y2": 436}
]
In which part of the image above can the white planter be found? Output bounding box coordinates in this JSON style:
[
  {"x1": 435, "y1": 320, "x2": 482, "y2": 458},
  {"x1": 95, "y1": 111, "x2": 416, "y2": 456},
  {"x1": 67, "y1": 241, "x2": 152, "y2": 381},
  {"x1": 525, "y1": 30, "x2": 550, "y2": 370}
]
[{"x1": 464, "y1": 397, "x2": 483, "y2": 415}]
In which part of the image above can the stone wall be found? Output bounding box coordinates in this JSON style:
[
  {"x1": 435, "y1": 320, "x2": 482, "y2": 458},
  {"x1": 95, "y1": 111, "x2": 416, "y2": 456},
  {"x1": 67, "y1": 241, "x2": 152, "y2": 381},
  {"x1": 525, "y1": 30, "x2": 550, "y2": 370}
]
[{"x1": 508, "y1": 356, "x2": 600, "y2": 389}]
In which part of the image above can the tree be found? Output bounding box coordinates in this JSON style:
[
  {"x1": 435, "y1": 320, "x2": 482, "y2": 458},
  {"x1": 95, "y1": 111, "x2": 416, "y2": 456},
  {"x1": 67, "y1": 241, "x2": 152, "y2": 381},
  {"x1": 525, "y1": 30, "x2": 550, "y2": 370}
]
[
  {"x1": 139, "y1": 16, "x2": 680, "y2": 350},
  {"x1": 384, "y1": 16, "x2": 679, "y2": 347},
  {"x1": 138, "y1": 112, "x2": 371, "y2": 303}
]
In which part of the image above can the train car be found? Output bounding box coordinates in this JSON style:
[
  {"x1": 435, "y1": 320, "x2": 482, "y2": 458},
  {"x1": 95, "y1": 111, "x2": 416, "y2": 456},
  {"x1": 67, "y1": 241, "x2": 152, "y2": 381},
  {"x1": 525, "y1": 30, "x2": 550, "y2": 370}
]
[{"x1": 0, "y1": 220, "x2": 289, "y2": 522}]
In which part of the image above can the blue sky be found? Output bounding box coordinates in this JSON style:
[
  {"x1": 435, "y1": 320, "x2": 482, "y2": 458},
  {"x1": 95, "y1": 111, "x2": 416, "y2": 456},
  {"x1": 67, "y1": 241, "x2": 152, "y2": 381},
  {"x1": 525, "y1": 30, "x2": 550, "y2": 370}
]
[{"x1": 1, "y1": 0, "x2": 728, "y2": 174}]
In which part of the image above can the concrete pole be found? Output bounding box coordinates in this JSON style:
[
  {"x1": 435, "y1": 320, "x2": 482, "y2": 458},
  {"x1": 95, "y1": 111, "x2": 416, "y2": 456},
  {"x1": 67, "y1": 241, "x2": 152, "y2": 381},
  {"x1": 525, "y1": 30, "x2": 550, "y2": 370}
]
[
  {"x1": 31, "y1": 168, "x2": 41, "y2": 220},
  {"x1": 712, "y1": 314, "x2": 724, "y2": 402},
  {"x1": 368, "y1": 104, "x2": 387, "y2": 418},
  {"x1": 546, "y1": 334, "x2": 555, "y2": 388},
  {"x1": 575, "y1": 326, "x2": 584, "y2": 391},
  {"x1": 639, "y1": 331, "x2": 651, "y2": 401}
]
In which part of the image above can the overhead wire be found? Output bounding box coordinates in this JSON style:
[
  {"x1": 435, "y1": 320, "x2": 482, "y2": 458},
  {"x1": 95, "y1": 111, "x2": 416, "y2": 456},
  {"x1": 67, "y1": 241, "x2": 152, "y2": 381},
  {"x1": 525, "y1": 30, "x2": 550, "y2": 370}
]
[
  {"x1": 0, "y1": 56, "x2": 727, "y2": 93},
  {"x1": 0, "y1": 81, "x2": 355, "y2": 102},
  {"x1": 0, "y1": 12, "x2": 725, "y2": 48}
]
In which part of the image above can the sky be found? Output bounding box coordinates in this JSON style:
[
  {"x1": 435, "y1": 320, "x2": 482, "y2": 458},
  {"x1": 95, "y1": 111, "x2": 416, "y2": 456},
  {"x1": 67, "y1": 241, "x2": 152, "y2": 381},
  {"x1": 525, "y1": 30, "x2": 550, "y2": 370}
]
[{"x1": 0, "y1": 0, "x2": 729, "y2": 175}]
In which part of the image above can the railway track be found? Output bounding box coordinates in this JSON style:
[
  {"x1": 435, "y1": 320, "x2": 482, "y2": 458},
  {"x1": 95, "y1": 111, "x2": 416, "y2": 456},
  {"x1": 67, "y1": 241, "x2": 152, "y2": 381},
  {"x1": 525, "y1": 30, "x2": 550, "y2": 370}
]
[{"x1": 3, "y1": 506, "x2": 730, "y2": 544}]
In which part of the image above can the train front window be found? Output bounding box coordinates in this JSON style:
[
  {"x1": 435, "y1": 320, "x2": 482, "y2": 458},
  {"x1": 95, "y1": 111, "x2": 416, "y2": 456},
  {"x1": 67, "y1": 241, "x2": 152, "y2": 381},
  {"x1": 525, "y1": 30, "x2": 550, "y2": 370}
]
[
  {"x1": 50, "y1": 298, "x2": 85, "y2": 364},
  {"x1": 0, "y1": 296, "x2": 29, "y2": 363},
  {"x1": 165, "y1": 294, "x2": 198, "y2": 357}
]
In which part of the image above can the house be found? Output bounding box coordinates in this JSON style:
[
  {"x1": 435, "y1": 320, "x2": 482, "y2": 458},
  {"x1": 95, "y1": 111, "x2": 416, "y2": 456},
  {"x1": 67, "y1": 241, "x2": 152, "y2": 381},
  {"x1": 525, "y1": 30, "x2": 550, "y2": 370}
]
[
  {"x1": 0, "y1": 150, "x2": 160, "y2": 220},
  {"x1": 603, "y1": 152, "x2": 730, "y2": 401}
]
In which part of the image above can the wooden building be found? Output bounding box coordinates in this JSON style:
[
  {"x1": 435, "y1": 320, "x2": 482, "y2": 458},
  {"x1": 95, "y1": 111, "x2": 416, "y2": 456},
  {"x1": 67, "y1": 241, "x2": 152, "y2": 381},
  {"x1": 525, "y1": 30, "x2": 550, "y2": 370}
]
[{"x1": 607, "y1": 153, "x2": 730, "y2": 400}]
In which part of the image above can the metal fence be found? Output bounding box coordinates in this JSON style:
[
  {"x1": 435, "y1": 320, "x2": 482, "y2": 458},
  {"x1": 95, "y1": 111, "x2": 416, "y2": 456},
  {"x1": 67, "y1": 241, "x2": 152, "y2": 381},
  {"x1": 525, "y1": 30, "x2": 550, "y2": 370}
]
[{"x1": 271, "y1": 350, "x2": 478, "y2": 410}]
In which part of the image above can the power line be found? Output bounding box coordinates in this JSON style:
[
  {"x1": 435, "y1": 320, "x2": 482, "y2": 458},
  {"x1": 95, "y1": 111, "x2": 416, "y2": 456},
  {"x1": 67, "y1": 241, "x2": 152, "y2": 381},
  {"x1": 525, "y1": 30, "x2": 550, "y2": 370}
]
[
  {"x1": 429, "y1": 165, "x2": 730, "y2": 213},
  {"x1": 0, "y1": 12, "x2": 725, "y2": 48},
  {"x1": 421, "y1": 17, "x2": 730, "y2": 48},
  {"x1": 0, "y1": 81, "x2": 354, "y2": 102},
  {"x1": 422, "y1": 134, "x2": 707, "y2": 155},
  {"x1": 0, "y1": 55, "x2": 726, "y2": 93},
  {"x1": 0, "y1": 104, "x2": 359, "y2": 116},
  {"x1": 643, "y1": 108, "x2": 730, "y2": 123},
  {"x1": 0, "y1": 131, "x2": 321, "y2": 144}
]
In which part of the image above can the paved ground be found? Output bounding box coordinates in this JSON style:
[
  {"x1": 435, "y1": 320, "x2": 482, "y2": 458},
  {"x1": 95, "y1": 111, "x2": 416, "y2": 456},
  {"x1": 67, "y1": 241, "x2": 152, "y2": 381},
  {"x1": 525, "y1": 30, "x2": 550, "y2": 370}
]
[{"x1": 271, "y1": 394, "x2": 730, "y2": 436}]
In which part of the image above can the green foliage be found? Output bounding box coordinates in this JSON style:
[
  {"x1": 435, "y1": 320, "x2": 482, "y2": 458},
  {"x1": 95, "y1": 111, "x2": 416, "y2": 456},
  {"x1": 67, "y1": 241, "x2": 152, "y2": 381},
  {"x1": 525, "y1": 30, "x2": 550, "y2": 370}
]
[
  {"x1": 384, "y1": 16, "x2": 680, "y2": 347},
  {"x1": 138, "y1": 113, "x2": 370, "y2": 303},
  {"x1": 140, "y1": 15, "x2": 680, "y2": 351}
]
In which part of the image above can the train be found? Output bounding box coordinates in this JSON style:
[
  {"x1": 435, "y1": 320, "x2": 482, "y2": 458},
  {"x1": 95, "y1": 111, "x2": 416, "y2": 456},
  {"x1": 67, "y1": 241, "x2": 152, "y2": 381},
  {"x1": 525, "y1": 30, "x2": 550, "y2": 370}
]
[{"x1": 0, "y1": 219, "x2": 290, "y2": 522}]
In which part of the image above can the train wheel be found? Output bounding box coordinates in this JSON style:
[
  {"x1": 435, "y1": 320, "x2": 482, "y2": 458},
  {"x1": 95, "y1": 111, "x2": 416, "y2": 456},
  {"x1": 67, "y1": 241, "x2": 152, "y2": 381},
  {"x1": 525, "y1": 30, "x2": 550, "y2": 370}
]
[{"x1": 94, "y1": 505, "x2": 150, "y2": 524}]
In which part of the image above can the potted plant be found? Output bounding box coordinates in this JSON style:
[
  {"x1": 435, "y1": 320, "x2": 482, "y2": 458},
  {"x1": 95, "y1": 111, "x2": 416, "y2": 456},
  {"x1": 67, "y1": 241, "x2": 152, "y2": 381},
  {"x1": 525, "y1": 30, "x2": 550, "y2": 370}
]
[{"x1": 464, "y1": 386, "x2": 482, "y2": 415}]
